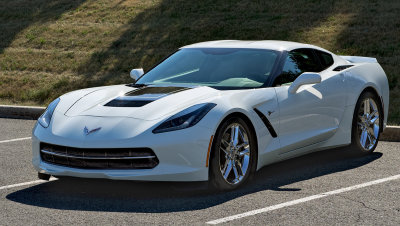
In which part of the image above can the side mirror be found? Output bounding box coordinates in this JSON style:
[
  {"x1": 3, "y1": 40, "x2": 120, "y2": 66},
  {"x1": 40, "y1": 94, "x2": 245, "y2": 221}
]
[
  {"x1": 289, "y1": 72, "x2": 321, "y2": 94},
  {"x1": 130, "y1": 68, "x2": 144, "y2": 81}
]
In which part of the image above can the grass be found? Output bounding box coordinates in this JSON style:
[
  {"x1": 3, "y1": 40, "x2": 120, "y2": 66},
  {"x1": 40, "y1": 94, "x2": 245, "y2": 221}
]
[{"x1": 0, "y1": 0, "x2": 399, "y2": 124}]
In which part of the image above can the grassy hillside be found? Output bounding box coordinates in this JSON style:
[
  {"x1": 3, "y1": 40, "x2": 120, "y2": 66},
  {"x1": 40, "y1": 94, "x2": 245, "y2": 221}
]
[{"x1": 0, "y1": 0, "x2": 399, "y2": 124}]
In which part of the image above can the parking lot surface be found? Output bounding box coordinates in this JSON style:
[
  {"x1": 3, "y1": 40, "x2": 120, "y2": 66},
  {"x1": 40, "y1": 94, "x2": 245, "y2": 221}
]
[{"x1": 0, "y1": 118, "x2": 399, "y2": 225}]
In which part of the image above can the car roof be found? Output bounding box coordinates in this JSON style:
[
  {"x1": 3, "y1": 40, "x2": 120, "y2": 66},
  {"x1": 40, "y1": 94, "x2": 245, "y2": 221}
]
[{"x1": 181, "y1": 40, "x2": 330, "y2": 52}]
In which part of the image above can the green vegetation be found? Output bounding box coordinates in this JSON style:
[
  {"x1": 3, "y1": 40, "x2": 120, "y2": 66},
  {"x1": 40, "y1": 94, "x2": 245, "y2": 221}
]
[{"x1": 0, "y1": 0, "x2": 399, "y2": 123}]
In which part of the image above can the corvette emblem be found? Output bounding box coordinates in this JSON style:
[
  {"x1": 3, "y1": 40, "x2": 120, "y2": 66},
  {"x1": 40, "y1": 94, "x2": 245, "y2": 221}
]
[{"x1": 84, "y1": 126, "x2": 101, "y2": 135}]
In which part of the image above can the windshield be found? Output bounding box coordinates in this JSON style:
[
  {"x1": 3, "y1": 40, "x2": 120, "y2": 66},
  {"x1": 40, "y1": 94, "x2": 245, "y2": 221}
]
[{"x1": 136, "y1": 48, "x2": 279, "y2": 89}]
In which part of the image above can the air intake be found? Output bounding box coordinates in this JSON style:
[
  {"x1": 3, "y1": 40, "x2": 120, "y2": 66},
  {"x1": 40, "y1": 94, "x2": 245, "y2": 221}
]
[{"x1": 40, "y1": 143, "x2": 159, "y2": 169}]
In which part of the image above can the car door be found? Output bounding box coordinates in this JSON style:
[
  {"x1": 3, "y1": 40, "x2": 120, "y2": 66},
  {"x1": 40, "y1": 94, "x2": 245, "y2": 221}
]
[{"x1": 273, "y1": 48, "x2": 346, "y2": 156}]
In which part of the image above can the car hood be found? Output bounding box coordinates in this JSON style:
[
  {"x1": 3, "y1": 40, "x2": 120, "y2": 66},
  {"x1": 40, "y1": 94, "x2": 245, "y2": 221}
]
[{"x1": 63, "y1": 85, "x2": 219, "y2": 120}]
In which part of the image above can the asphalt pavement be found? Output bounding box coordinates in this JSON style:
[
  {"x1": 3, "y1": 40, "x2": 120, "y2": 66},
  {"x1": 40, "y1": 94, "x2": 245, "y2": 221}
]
[{"x1": 0, "y1": 118, "x2": 399, "y2": 225}]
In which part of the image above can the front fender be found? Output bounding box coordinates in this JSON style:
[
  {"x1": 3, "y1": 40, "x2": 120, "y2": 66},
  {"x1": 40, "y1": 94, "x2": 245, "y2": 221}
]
[{"x1": 197, "y1": 88, "x2": 281, "y2": 170}]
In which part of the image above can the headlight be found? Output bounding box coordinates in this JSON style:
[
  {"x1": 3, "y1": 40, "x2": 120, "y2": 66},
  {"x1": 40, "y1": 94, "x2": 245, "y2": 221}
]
[
  {"x1": 153, "y1": 103, "x2": 216, "y2": 133},
  {"x1": 38, "y1": 98, "x2": 60, "y2": 128}
]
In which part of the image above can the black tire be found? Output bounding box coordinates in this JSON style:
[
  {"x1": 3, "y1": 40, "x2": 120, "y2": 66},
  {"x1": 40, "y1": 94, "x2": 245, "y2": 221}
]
[
  {"x1": 351, "y1": 91, "x2": 382, "y2": 154},
  {"x1": 209, "y1": 117, "x2": 257, "y2": 191}
]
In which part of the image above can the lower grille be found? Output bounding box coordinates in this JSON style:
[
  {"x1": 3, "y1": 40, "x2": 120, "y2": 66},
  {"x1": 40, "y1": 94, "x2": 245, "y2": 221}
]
[{"x1": 40, "y1": 143, "x2": 159, "y2": 169}]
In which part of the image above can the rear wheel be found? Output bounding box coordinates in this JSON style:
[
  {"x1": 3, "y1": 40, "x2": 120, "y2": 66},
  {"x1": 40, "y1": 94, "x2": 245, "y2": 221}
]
[
  {"x1": 351, "y1": 91, "x2": 382, "y2": 154},
  {"x1": 209, "y1": 117, "x2": 257, "y2": 190}
]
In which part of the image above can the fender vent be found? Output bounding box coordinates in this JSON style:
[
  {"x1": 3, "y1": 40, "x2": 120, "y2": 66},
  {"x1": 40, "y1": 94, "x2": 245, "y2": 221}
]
[
  {"x1": 253, "y1": 108, "x2": 277, "y2": 138},
  {"x1": 333, "y1": 65, "x2": 353, "y2": 71}
]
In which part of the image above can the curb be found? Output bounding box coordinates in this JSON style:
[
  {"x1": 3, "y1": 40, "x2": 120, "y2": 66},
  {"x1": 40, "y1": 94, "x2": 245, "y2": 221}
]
[
  {"x1": 381, "y1": 126, "x2": 400, "y2": 142},
  {"x1": 0, "y1": 105, "x2": 45, "y2": 120},
  {"x1": 0, "y1": 105, "x2": 399, "y2": 142}
]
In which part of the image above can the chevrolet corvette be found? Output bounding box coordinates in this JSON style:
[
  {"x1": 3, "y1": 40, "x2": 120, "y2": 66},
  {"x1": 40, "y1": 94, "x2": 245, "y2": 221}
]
[{"x1": 32, "y1": 40, "x2": 389, "y2": 190}]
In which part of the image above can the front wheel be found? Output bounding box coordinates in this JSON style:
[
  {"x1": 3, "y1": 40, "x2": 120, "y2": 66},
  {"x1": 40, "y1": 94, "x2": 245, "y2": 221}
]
[
  {"x1": 209, "y1": 117, "x2": 257, "y2": 190},
  {"x1": 351, "y1": 91, "x2": 382, "y2": 154}
]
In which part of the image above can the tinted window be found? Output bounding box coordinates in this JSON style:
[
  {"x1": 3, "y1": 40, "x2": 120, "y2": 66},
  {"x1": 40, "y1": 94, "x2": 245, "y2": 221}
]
[
  {"x1": 315, "y1": 50, "x2": 334, "y2": 70},
  {"x1": 273, "y1": 49, "x2": 321, "y2": 86}
]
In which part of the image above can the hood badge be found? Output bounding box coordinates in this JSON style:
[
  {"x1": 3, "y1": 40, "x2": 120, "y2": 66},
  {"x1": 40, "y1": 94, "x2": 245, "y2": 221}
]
[{"x1": 84, "y1": 126, "x2": 102, "y2": 135}]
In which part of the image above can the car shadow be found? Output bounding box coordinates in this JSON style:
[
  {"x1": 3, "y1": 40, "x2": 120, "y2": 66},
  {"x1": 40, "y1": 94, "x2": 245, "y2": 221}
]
[{"x1": 6, "y1": 146, "x2": 382, "y2": 213}]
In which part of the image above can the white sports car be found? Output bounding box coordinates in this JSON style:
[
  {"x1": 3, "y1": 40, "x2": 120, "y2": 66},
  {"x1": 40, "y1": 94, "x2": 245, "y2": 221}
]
[{"x1": 32, "y1": 40, "x2": 389, "y2": 190}]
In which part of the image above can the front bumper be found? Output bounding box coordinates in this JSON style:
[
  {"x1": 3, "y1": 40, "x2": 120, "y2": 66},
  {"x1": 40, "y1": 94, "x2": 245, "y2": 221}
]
[{"x1": 32, "y1": 117, "x2": 213, "y2": 182}]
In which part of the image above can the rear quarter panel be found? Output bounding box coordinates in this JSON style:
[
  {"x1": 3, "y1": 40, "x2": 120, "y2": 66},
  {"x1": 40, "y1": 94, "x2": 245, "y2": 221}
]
[{"x1": 344, "y1": 63, "x2": 389, "y2": 128}]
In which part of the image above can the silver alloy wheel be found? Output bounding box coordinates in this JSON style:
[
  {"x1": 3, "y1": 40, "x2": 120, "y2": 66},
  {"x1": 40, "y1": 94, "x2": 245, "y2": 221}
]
[
  {"x1": 219, "y1": 123, "x2": 251, "y2": 184},
  {"x1": 357, "y1": 98, "x2": 380, "y2": 151}
]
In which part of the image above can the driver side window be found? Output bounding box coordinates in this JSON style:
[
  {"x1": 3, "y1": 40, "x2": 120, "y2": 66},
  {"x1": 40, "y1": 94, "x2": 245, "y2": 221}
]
[{"x1": 274, "y1": 49, "x2": 321, "y2": 86}]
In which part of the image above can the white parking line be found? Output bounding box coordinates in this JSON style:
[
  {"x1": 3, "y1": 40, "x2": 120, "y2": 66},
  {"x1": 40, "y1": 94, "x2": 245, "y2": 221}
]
[
  {"x1": 0, "y1": 178, "x2": 57, "y2": 191},
  {"x1": 0, "y1": 137, "x2": 31, "y2": 144},
  {"x1": 206, "y1": 174, "x2": 400, "y2": 224}
]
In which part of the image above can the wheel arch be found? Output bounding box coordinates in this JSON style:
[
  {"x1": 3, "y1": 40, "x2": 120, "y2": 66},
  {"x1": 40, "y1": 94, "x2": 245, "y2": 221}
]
[
  {"x1": 351, "y1": 86, "x2": 384, "y2": 136},
  {"x1": 362, "y1": 86, "x2": 384, "y2": 129},
  {"x1": 208, "y1": 111, "x2": 259, "y2": 173}
]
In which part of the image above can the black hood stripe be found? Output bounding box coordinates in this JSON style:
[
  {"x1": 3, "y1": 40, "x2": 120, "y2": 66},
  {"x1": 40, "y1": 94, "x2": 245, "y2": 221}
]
[
  {"x1": 105, "y1": 86, "x2": 192, "y2": 107},
  {"x1": 125, "y1": 86, "x2": 190, "y2": 97}
]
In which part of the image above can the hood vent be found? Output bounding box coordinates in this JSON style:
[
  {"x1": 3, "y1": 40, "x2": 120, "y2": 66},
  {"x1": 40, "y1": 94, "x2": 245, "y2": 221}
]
[
  {"x1": 105, "y1": 98, "x2": 153, "y2": 107},
  {"x1": 333, "y1": 65, "x2": 353, "y2": 71},
  {"x1": 105, "y1": 86, "x2": 191, "y2": 107}
]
